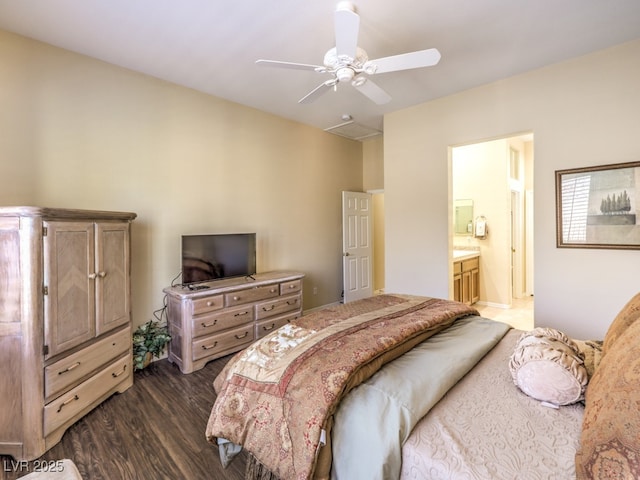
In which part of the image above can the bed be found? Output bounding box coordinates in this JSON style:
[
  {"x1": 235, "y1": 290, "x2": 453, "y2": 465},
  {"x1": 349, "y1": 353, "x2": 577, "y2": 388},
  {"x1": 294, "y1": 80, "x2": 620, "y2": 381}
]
[{"x1": 205, "y1": 293, "x2": 640, "y2": 480}]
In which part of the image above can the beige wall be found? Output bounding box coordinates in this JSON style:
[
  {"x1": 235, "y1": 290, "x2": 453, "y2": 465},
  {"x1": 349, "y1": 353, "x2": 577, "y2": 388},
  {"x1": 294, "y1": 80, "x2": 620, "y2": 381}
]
[
  {"x1": 385, "y1": 39, "x2": 640, "y2": 340},
  {"x1": 362, "y1": 135, "x2": 384, "y2": 191},
  {"x1": 0, "y1": 30, "x2": 363, "y2": 329}
]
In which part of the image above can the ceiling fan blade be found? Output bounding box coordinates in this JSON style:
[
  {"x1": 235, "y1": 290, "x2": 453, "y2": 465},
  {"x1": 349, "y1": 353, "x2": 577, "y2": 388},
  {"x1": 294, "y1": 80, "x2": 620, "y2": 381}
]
[
  {"x1": 368, "y1": 48, "x2": 441, "y2": 74},
  {"x1": 299, "y1": 80, "x2": 337, "y2": 104},
  {"x1": 256, "y1": 59, "x2": 324, "y2": 71},
  {"x1": 334, "y1": 2, "x2": 359, "y2": 59},
  {"x1": 352, "y1": 76, "x2": 391, "y2": 105}
]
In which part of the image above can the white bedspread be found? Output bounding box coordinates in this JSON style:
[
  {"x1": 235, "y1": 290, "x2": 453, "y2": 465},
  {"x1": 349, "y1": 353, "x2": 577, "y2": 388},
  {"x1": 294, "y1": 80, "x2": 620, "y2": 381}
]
[
  {"x1": 330, "y1": 316, "x2": 510, "y2": 480},
  {"x1": 401, "y1": 329, "x2": 585, "y2": 480}
]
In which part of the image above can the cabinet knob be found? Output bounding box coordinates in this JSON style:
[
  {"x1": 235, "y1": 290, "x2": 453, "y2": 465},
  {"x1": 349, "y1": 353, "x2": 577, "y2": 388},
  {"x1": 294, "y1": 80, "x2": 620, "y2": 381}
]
[
  {"x1": 206, "y1": 301, "x2": 213, "y2": 307},
  {"x1": 97, "y1": 271, "x2": 106, "y2": 278},
  {"x1": 233, "y1": 296, "x2": 240, "y2": 301},
  {"x1": 88, "y1": 273, "x2": 97, "y2": 279}
]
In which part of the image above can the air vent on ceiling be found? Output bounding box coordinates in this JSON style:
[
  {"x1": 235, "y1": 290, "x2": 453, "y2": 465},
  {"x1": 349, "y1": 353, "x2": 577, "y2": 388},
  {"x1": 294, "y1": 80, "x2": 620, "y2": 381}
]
[{"x1": 324, "y1": 121, "x2": 381, "y2": 141}]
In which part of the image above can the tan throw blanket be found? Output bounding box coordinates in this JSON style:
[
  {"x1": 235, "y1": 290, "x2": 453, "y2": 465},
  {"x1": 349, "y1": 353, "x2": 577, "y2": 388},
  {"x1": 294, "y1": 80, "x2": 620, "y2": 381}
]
[{"x1": 206, "y1": 294, "x2": 478, "y2": 480}]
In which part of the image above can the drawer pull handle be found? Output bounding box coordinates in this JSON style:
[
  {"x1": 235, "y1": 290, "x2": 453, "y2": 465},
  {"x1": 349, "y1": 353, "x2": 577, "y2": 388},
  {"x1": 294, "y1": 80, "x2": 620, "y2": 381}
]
[
  {"x1": 270, "y1": 288, "x2": 277, "y2": 293},
  {"x1": 202, "y1": 319, "x2": 218, "y2": 328},
  {"x1": 234, "y1": 311, "x2": 250, "y2": 317},
  {"x1": 235, "y1": 332, "x2": 249, "y2": 339},
  {"x1": 262, "y1": 305, "x2": 276, "y2": 312},
  {"x1": 287, "y1": 299, "x2": 299, "y2": 305},
  {"x1": 202, "y1": 342, "x2": 218, "y2": 350},
  {"x1": 57, "y1": 395, "x2": 79, "y2": 413},
  {"x1": 58, "y1": 362, "x2": 81, "y2": 374},
  {"x1": 206, "y1": 301, "x2": 214, "y2": 307},
  {"x1": 288, "y1": 284, "x2": 296, "y2": 289},
  {"x1": 233, "y1": 296, "x2": 240, "y2": 301},
  {"x1": 112, "y1": 364, "x2": 127, "y2": 378},
  {"x1": 262, "y1": 323, "x2": 276, "y2": 331}
]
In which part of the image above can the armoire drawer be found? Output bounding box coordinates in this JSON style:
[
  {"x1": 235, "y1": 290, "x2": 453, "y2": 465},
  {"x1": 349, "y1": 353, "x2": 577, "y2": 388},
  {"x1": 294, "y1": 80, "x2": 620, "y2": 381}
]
[
  {"x1": 45, "y1": 327, "x2": 130, "y2": 401},
  {"x1": 192, "y1": 304, "x2": 254, "y2": 338},
  {"x1": 192, "y1": 325, "x2": 254, "y2": 361},
  {"x1": 225, "y1": 284, "x2": 279, "y2": 307},
  {"x1": 44, "y1": 355, "x2": 129, "y2": 436},
  {"x1": 255, "y1": 293, "x2": 302, "y2": 320}
]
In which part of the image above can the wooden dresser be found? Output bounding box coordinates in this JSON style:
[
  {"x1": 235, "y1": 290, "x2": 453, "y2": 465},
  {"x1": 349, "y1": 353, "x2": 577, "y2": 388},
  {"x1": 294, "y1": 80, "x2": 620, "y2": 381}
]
[
  {"x1": 163, "y1": 271, "x2": 304, "y2": 373},
  {"x1": 0, "y1": 207, "x2": 136, "y2": 460}
]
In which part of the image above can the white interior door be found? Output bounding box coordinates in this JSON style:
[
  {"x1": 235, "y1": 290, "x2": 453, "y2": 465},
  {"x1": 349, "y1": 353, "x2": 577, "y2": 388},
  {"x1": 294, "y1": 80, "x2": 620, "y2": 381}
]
[{"x1": 342, "y1": 191, "x2": 373, "y2": 302}]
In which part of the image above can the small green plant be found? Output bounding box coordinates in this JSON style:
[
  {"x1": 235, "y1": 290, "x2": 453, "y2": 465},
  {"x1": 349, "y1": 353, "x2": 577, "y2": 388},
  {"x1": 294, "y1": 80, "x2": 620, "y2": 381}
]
[{"x1": 132, "y1": 319, "x2": 171, "y2": 371}]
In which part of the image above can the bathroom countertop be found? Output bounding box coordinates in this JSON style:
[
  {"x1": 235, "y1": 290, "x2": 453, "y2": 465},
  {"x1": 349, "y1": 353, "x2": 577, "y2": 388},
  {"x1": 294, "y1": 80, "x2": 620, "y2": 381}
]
[{"x1": 453, "y1": 249, "x2": 480, "y2": 261}]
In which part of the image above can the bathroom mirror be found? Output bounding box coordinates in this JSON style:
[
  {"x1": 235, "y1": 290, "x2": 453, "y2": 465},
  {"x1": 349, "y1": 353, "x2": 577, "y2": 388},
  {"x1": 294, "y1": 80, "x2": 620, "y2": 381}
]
[{"x1": 454, "y1": 199, "x2": 474, "y2": 235}]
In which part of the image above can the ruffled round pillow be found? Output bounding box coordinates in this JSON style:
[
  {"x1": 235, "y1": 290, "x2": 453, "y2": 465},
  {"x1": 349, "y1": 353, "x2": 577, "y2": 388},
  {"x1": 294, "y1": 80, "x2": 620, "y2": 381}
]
[{"x1": 509, "y1": 327, "x2": 588, "y2": 406}]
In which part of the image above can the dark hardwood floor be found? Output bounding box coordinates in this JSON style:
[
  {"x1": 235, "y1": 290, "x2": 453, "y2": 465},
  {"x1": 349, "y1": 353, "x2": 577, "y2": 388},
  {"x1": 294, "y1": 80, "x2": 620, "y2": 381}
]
[{"x1": 1, "y1": 356, "x2": 247, "y2": 480}]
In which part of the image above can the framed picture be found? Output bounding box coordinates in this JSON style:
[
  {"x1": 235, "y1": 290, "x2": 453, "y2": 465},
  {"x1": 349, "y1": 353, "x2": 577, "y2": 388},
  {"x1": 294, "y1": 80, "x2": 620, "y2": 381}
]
[{"x1": 556, "y1": 161, "x2": 640, "y2": 249}]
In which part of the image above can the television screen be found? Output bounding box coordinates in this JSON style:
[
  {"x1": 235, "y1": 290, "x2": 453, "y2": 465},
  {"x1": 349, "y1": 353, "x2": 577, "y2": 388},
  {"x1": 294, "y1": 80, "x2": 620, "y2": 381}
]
[{"x1": 181, "y1": 233, "x2": 256, "y2": 285}]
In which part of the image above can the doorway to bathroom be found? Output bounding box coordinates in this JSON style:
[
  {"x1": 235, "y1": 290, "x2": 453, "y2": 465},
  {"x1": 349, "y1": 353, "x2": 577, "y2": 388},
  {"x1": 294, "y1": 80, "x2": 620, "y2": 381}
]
[{"x1": 451, "y1": 133, "x2": 534, "y2": 329}]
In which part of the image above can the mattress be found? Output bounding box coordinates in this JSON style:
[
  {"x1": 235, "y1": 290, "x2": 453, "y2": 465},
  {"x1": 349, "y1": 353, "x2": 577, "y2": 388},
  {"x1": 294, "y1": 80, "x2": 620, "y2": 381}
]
[{"x1": 400, "y1": 329, "x2": 585, "y2": 480}]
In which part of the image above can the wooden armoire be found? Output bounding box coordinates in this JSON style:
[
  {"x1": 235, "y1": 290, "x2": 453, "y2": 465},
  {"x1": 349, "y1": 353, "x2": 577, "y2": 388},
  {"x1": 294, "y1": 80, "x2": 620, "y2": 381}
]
[{"x1": 0, "y1": 207, "x2": 136, "y2": 460}]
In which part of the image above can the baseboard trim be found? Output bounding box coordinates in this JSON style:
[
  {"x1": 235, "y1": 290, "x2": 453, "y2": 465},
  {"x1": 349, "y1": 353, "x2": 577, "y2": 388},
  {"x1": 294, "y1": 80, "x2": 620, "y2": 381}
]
[{"x1": 303, "y1": 301, "x2": 342, "y2": 314}]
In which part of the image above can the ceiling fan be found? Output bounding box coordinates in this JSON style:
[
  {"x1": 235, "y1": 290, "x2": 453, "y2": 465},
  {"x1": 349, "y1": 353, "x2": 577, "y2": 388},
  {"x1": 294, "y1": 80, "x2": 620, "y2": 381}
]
[{"x1": 256, "y1": 1, "x2": 441, "y2": 105}]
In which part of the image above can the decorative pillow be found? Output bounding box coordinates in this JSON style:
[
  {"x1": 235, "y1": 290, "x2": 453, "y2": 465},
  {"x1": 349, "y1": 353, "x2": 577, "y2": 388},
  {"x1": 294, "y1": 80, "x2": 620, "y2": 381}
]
[
  {"x1": 601, "y1": 291, "x2": 640, "y2": 355},
  {"x1": 573, "y1": 339, "x2": 603, "y2": 379},
  {"x1": 509, "y1": 327, "x2": 588, "y2": 405},
  {"x1": 575, "y1": 317, "x2": 640, "y2": 479}
]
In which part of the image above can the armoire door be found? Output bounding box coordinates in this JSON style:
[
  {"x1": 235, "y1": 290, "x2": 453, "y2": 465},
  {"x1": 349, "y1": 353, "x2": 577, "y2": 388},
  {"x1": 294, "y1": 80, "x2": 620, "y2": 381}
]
[
  {"x1": 95, "y1": 222, "x2": 130, "y2": 336},
  {"x1": 43, "y1": 221, "x2": 96, "y2": 358}
]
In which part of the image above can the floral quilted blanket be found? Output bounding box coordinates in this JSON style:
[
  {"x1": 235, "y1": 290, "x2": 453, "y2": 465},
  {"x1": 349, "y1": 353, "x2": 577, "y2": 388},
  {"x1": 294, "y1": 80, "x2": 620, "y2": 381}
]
[{"x1": 205, "y1": 294, "x2": 478, "y2": 480}]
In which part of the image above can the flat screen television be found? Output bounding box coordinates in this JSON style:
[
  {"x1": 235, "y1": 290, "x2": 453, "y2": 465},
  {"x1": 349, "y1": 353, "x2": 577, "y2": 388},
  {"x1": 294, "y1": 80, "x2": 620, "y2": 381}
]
[{"x1": 181, "y1": 233, "x2": 256, "y2": 285}]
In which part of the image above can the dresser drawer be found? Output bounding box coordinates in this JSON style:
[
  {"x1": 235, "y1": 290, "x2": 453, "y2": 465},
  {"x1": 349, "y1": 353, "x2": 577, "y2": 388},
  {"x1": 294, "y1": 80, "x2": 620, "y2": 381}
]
[
  {"x1": 192, "y1": 304, "x2": 254, "y2": 338},
  {"x1": 191, "y1": 295, "x2": 224, "y2": 315},
  {"x1": 192, "y1": 325, "x2": 254, "y2": 361},
  {"x1": 280, "y1": 279, "x2": 302, "y2": 295},
  {"x1": 255, "y1": 293, "x2": 302, "y2": 320},
  {"x1": 44, "y1": 355, "x2": 129, "y2": 436},
  {"x1": 45, "y1": 328, "x2": 130, "y2": 401},
  {"x1": 225, "y1": 284, "x2": 279, "y2": 307},
  {"x1": 255, "y1": 311, "x2": 302, "y2": 339}
]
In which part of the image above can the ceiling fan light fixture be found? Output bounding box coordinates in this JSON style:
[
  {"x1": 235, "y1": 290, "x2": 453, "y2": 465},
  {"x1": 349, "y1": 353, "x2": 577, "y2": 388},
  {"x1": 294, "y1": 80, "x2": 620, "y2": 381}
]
[{"x1": 336, "y1": 67, "x2": 355, "y2": 82}]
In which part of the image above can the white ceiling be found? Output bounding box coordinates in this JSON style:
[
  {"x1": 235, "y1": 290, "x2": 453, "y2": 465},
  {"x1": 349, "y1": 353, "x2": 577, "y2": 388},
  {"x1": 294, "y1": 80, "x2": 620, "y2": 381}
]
[{"x1": 1, "y1": 1, "x2": 639, "y2": 140}]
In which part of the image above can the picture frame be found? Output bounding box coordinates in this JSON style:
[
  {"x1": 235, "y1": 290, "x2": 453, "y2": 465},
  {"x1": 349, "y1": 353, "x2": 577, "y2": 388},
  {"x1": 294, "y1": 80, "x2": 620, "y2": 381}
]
[{"x1": 556, "y1": 161, "x2": 640, "y2": 249}]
